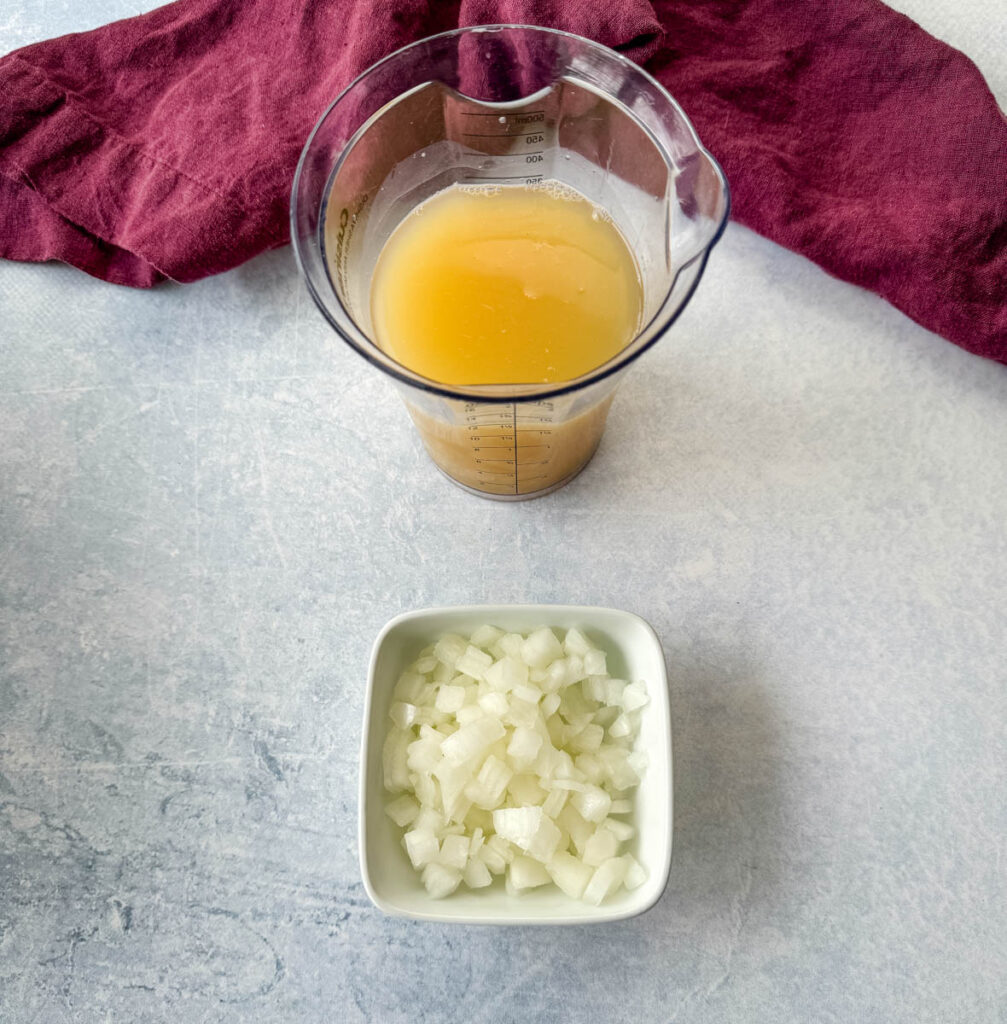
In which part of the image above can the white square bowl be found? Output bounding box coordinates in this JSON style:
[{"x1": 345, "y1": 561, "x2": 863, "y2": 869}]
[{"x1": 359, "y1": 604, "x2": 673, "y2": 925}]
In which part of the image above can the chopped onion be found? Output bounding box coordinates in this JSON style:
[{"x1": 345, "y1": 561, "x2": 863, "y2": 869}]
[
  {"x1": 571, "y1": 784, "x2": 612, "y2": 823},
  {"x1": 507, "y1": 726, "x2": 543, "y2": 765},
  {"x1": 384, "y1": 794, "x2": 419, "y2": 827},
  {"x1": 583, "y1": 826, "x2": 621, "y2": 868},
  {"x1": 440, "y1": 717, "x2": 506, "y2": 765},
  {"x1": 583, "y1": 856, "x2": 627, "y2": 906},
  {"x1": 621, "y1": 682, "x2": 649, "y2": 711},
  {"x1": 508, "y1": 855, "x2": 552, "y2": 891},
  {"x1": 547, "y1": 851, "x2": 593, "y2": 900},
  {"x1": 604, "y1": 817, "x2": 636, "y2": 842},
  {"x1": 463, "y1": 857, "x2": 493, "y2": 889},
  {"x1": 470, "y1": 624, "x2": 503, "y2": 648},
  {"x1": 389, "y1": 701, "x2": 418, "y2": 729},
  {"x1": 439, "y1": 833, "x2": 470, "y2": 870},
  {"x1": 621, "y1": 853, "x2": 648, "y2": 890},
  {"x1": 382, "y1": 624, "x2": 649, "y2": 905},
  {"x1": 422, "y1": 862, "x2": 461, "y2": 898},
  {"x1": 521, "y1": 628, "x2": 563, "y2": 669},
  {"x1": 434, "y1": 684, "x2": 466, "y2": 713},
  {"x1": 404, "y1": 829, "x2": 439, "y2": 869}
]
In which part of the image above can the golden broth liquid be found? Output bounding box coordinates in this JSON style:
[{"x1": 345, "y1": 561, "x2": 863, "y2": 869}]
[
  {"x1": 371, "y1": 183, "x2": 642, "y2": 385},
  {"x1": 369, "y1": 183, "x2": 643, "y2": 495}
]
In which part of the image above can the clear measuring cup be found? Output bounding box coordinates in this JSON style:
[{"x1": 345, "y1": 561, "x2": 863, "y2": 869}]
[{"x1": 291, "y1": 25, "x2": 729, "y2": 500}]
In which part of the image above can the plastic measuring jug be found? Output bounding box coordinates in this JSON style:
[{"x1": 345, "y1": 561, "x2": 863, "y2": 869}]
[{"x1": 292, "y1": 25, "x2": 729, "y2": 500}]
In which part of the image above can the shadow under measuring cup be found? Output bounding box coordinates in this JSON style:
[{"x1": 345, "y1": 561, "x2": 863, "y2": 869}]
[{"x1": 292, "y1": 24, "x2": 729, "y2": 500}]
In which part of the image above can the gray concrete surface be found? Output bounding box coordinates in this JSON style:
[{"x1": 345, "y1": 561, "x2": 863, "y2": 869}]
[{"x1": 2, "y1": 2, "x2": 1005, "y2": 1021}]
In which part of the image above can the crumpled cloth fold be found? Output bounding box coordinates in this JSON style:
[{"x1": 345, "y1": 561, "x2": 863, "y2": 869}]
[{"x1": 0, "y1": 0, "x2": 1004, "y2": 362}]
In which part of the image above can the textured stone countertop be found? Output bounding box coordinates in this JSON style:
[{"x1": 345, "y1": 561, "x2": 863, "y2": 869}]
[{"x1": 2, "y1": 2, "x2": 1005, "y2": 1022}]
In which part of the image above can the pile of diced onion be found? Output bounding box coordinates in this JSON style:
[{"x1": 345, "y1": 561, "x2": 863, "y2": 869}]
[{"x1": 382, "y1": 624, "x2": 649, "y2": 905}]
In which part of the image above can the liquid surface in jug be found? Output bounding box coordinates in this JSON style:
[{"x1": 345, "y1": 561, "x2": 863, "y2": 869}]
[{"x1": 370, "y1": 183, "x2": 642, "y2": 386}]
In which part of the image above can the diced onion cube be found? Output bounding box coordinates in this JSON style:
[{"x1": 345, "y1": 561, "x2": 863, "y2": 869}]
[
  {"x1": 541, "y1": 787, "x2": 568, "y2": 819},
  {"x1": 422, "y1": 862, "x2": 462, "y2": 899},
  {"x1": 384, "y1": 794, "x2": 419, "y2": 827},
  {"x1": 583, "y1": 857, "x2": 627, "y2": 906},
  {"x1": 572, "y1": 784, "x2": 612, "y2": 823},
  {"x1": 583, "y1": 826, "x2": 621, "y2": 868},
  {"x1": 414, "y1": 807, "x2": 444, "y2": 834},
  {"x1": 505, "y1": 698, "x2": 539, "y2": 730},
  {"x1": 552, "y1": 749, "x2": 577, "y2": 780},
  {"x1": 507, "y1": 773, "x2": 546, "y2": 806},
  {"x1": 609, "y1": 713, "x2": 633, "y2": 739},
  {"x1": 512, "y1": 683, "x2": 543, "y2": 704},
  {"x1": 478, "y1": 692, "x2": 509, "y2": 716},
  {"x1": 575, "y1": 753, "x2": 605, "y2": 785},
  {"x1": 441, "y1": 717, "x2": 505, "y2": 765},
  {"x1": 533, "y1": 742, "x2": 562, "y2": 780},
  {"x1": 610, "y1": 798, "x2": 633, "y2": 814},
  {"x1": 389, "y1": 702, "x2": 418, "y2": 729},
  {"x1": 582, "y1": 676, "x2": 607, "y2": 703},
  {"x1": 541, "y1": 693, "x2": 561, "y2": 717},
  {"x1": 464, "y1": 754, "x2": 512, "y2": 809},
  {"x1": 485, "y1": 655, "x2": 528, "y2": 692},
  {"x1": 621, "y1": 853, "x2": 648, "y2": 890},
  {"x1": 571, "y1": 723, "x2": 604, "y2": 753},
  {"x1": 454, "y1": 707, "x2": 484, "y2": 727},
  {"x1": 508, "y1": 726, "x2": 543, "y2": 765},
  {"x1": 548, "y1": 778, "x2": 586, "y2": 792},
  {"x1": 470, "y1": 624, "x2": 503, "y2": 648},
  {"x1": 566, "y1": 655, "x2": 587, "y2": 684},
  {"x1": 547, "y1": 851, "x2": 593, "y2": 900},
  {"x1": 455, "y1": 645, "x2": 493, "y2": 680},
  {"x1": 463, "y1": 857, "x2": 493, "y2": 889},
  {"x1": 498, "y1": 633, "x2": 524, "y2": 657},
  {"x1": 508, "y1": 855, "x2": 551, "y2": 890},
  {"x1": 561, "y1": 683, "x2": 594, "y2": 718},
  {"x1": 542, "y1": 660, "x2": 569, "y2": 693},
  {"x1": 604, "y1": 817, "x2": 636, "y2": 842},
  {"x1": 413, "y1": 771, "x2": 437, "y2": 808},
  {"x1": 404, "y1": 829, "x2": 439, "y2": 869},
  {"x1": 485, "y1": 833, "x2": 515, "y2": 864},
  {"x1": 521, "y1": 628, "x2": 563, "y2": 669},
  {"x1": 478, "y1": 842, "x2": 507, "y2": 875},
  {"x1": 433, "y1": 634, "x2": 467, "y2": 668},
  {"x1": 556, "y1": 805, "x2": 593, "y2": 856},
  {"x1": 406, "y1": 737, "x2": 441, "y2": 774},
  {"x1": 597, "y1": 746, "x2": 639, "y2": 790},
  {"x1": 493, "y1": 806, "x2": 562, "y2": 862},
  {"x1": 563, "y1": 628, "x2": 593, "y2": 657},
  {"x1": 435, "y1": 684, "x2": 466, "y2": 713},
  {"x1": 413, "y1": 655, "x2": 438, "y2": 674},
  {"x1": 583, "y1": 649, "x2": 607, "y2": 676},
  {"x1": 621, "y1": 681, "x2": 649, "y2": 711},
  {"x1": 439, "y1": 834, "x2": 470, "y2": 870},
  {"x1": 393, "y1": 671, "x2": 426, "y2": 703},
  {"x1": 605, "y1": 678, "x2": 628, "y2": 706}
]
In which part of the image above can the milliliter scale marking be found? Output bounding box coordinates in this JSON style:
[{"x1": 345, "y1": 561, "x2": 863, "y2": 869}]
[
  {"x1": 460, "y1": 109, "x2": 549, "y2": 185},
  {"x1": 464, "y1": 402, "x2": 555, "y2": 495}
]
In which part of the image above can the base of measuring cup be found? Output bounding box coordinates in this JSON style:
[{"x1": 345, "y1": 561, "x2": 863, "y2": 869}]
[{"x1": 430, "y1": 446, "x2": 600, "y2": 501}]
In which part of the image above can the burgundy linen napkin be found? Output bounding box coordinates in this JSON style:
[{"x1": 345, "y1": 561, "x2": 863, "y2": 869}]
[{"x1": 0, "y1": 0, "x2": 1004, "y2": 363}]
